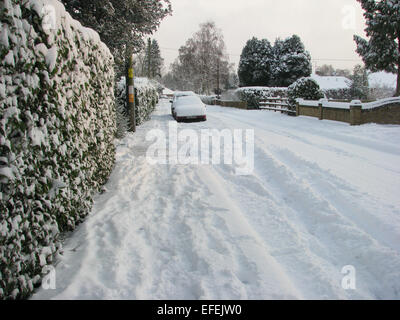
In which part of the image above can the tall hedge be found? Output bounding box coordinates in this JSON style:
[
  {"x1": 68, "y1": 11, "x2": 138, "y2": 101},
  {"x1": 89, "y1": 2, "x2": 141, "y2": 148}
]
[
  {"x1": 115, "y1": 77, "x2": 159, "y2": 138},
  {"x1": 0, "y1": 0, "x2": 115, "y2": 299}
]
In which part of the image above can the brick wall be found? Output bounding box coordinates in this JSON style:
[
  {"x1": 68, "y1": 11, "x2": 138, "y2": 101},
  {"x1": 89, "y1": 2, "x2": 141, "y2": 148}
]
[{"x1": 297, "y1": 101, "x2": 400, "y2": 125}]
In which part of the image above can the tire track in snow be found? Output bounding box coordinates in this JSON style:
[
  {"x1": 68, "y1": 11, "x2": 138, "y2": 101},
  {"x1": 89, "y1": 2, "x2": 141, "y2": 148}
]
[
  {"x1": 32, "y1": 101, "x2": 400, "y2": 300},
  {"x1": 208, "y1": 107, "x2": 400, "y2": 299}
]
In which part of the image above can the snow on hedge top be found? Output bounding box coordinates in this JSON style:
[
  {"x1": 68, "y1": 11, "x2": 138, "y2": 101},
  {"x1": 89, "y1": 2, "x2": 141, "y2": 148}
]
[
  {"x1": 310, "y1": 74, "x2": 352, "y2": 90},
  {"x1": 237, "y1": 86, "x2": 288, "y2": 92},
  {"x1": 28, "y1": 0, "x2": 111, "y2": 56}
]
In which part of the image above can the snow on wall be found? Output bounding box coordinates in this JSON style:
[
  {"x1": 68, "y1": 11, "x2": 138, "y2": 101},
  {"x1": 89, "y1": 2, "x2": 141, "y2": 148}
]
[
  {"x1": 297, "y1": 97, "x2": 400, "y2": 110},
  {"x1": 115, "y1": 77, "x2": 159, "y2": 138},
  {"x1": 0, "y1": 0, "x2": 115, "y2": 299}
]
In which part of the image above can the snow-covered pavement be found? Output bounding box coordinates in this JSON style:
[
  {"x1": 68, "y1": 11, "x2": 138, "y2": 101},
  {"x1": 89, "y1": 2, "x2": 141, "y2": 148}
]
[{"x1": 33, "y1": 99, "x2": 400, "y2": 300}]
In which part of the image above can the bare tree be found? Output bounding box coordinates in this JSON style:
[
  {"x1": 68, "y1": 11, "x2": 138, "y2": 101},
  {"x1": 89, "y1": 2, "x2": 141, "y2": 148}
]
[{"x1": 165, "y1": 21, "x2": 232, "y2": 94}]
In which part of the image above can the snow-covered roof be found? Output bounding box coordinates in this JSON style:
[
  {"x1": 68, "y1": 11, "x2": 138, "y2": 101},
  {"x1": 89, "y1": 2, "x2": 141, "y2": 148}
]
[
  {"x1": 163, "y1": 87, "x2": 174, "y2": 95},
  {"x1": 310, "y1": 74, "x2": 352, "y2": 90},
  {"x1": 369, "y1": 71, "x2": 397, "y2": 89}
]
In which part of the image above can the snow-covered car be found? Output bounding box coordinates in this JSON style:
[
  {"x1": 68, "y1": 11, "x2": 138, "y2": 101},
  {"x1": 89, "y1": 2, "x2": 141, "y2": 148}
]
[
  {"x1": 171, "y1": 91, "x2": 197, "y2": 117},
  {"x1": 174, "y1": 95, "x2": 207, "y2": 122}
]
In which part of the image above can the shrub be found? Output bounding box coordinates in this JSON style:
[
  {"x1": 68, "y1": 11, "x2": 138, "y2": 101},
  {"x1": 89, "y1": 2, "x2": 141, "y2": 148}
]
[
  {"x1": 287, "y1": 77, "x2": 324, "y2": 109},
  {"x1": 235, "y1": 87, "x2": 288, "y2": 108},
  {"x1": 0, "y1": 0, "x2": 115, "y2": 299},
  {"x1": 323, "y1": 88, "x2": 353, "y2": 100},
  {"x1": 199, "y1": 95, "x2": 218, "y2": 105},
  {"x1": 115, "y1": 77, "x2": 159, "y2": 138}
]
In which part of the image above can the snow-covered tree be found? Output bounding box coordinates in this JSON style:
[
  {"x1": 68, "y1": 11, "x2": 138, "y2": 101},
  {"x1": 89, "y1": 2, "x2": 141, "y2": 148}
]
[
  {"x1": 61, "y1": 0, "x2": 172, "y2": 75},
  {"x1": 354, "y1": 0, "x2": 400, "y2": 96},
  {"x1": 166, "y1": 21, "x2": 232, "y2": 94},
  {"x1": 350, "y1": 64, "x2": 370, "y2": 100},
  {"x1": 316, "y1": 64, "x2": 336, "y2": 76},
  {"x1": 137, "y1": 39, "x2": 164, "y2": 79},
  {"x1": 238, "y1": 35, "x2": 311, "y2": 87},
  {"x1": 316, "y1": 64, "x2": 352, "y2": 78},
  {"x1": 287, "y1": 77, "x2": 324, "y2": 109},
  {"x1": 238, "y1": 37, "x2": 274, "y2": 87},
  {"x1": 272, "y1": 35, "x2": 312, "y2": 87}
]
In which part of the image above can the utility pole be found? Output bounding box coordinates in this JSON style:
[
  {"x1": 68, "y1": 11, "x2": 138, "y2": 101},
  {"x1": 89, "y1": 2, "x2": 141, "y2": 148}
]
[
  {"x1": 126, "y1": 54, "x2": 136, "y2": 132},
  {"x1": 147, "y1": 38, "x2": 152, "y2": 78},
  {"x1": 215, "y1": 56, "x2": 221, "y2": 99}
]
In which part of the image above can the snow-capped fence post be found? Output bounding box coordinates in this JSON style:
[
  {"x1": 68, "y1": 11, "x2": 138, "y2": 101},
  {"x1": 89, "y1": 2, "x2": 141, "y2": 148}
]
[
  {"x1": 318, "y1": 100, "x2": 324, "y2": 120},
  {"x1": 350, "y1": 100, "x2": 362, "y2": 126},
  {"x1": 318, "y1": 98, "x2": 327, "y2": 120}
]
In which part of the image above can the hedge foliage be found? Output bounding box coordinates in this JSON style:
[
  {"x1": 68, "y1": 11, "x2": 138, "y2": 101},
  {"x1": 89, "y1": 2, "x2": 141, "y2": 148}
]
[
  {"x1": 287, "y1": 77, "x2": 324, "y2": 108},
  {"x1": 115, "y1": 77, "x2": 159, "y2": 138},
  {"x1": 235, "y1": 87, "x2": 288, "y2": 108},
  {"x1": 0, "y1": 0, "x2": 115, "y2": 299}
]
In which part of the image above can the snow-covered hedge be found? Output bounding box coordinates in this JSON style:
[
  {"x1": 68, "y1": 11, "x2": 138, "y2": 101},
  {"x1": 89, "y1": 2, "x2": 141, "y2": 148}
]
[
  {"x1": 287, "y1": 77, "x2": 324, "y2": 108},
  {"x1": 323, "y1": 88, "x2": 353, "y2": 100},
  {"x1": 0, "y1": 0, "x2": 115, "y2": 299},
  {"x1": 235, "y1": 87, "x2": 288, "y2": 108},
  {"x1": 115, "y1": 77, "x2": 159, "y2": 138}
]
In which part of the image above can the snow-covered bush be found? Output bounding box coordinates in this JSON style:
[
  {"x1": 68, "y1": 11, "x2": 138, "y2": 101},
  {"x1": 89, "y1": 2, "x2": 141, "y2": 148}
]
[
  {"x1": 0, "y1": 0, "x2": 115, "y2": 299},
  {"x1": 287, "y1": 78, "x2": 324, "y2": 108},
  {"x1": 235, "y1": 87, "x2": 288, "y2": 108},
  {"x1": 323, "y1": 88, "x2": 353, "y2": 100},
  {"x1": 115, "y1": 77, "x2": 159, "y2": 137},
  {"x1": 199, "y1": 95, "x2": 217, "y2": 105}
]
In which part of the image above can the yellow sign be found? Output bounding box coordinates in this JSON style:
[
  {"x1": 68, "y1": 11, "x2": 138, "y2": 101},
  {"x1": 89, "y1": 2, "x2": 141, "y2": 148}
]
[{"x1": 128, "y1": 68, "x2": 134, "y2": 79}]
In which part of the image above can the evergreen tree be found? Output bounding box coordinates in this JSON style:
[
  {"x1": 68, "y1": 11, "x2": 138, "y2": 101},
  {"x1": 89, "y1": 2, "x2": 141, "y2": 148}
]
[
  {"x1": 149, "y1": 40, "x2": 164, "y2": 78},
  {"x1": 238, "y1": 35, "x2": 311, "y2": 87},
  {"x1": 287, "y1": 77, "x2": 324, "y2": 109},
  {"x1": 272, "y1": 35, "x2": 312, "y2": 87},
  {"x1": 61, "y1": 0, "x2": 172, "y2": 75},
  {"x1": 354, "y1": 0, "x2": 400, "y2": 96},
  {"x1": 350, "y1": 64, "x2": 370, "y2": 100},
  {"x1": 238, "y1": 37, "x2": 274, "y2": 87}
]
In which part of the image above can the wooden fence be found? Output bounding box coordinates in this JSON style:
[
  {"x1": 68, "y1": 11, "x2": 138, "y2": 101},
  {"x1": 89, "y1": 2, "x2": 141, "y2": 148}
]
[{"x1": 259, "y1": 98, "x2": 296, "y2": 115}]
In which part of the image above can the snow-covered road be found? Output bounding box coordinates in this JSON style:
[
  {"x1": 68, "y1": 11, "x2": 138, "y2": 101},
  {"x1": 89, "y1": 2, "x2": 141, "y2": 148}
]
[{"x1": 33, "y1": 99, "x2": 400, "y2": 300}]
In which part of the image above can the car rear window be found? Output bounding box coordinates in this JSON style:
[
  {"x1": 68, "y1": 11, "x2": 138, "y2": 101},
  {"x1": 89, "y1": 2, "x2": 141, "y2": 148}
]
[{"x1": 175, "y1": 96, "x2": 202, "y2": 106}]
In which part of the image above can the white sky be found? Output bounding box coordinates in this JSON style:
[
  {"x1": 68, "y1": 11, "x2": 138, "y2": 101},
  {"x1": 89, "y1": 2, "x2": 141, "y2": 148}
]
[{"x1": 152, "y1": 0, "x2": 368, "y2": 73}]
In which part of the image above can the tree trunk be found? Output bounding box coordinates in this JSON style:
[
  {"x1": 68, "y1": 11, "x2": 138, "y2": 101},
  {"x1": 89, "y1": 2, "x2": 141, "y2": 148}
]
[
  {"x1": 396, "y1": 70, "x2": 400, "y2": 97},
  {"x1": 396, "y1": 38, "x2": 400, "y2": 97}
]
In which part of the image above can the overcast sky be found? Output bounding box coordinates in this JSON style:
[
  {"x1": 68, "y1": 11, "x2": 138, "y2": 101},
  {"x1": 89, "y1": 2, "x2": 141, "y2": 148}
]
[{"x1": 152, "y1": 0, "x2": 368, "y2": 73}]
